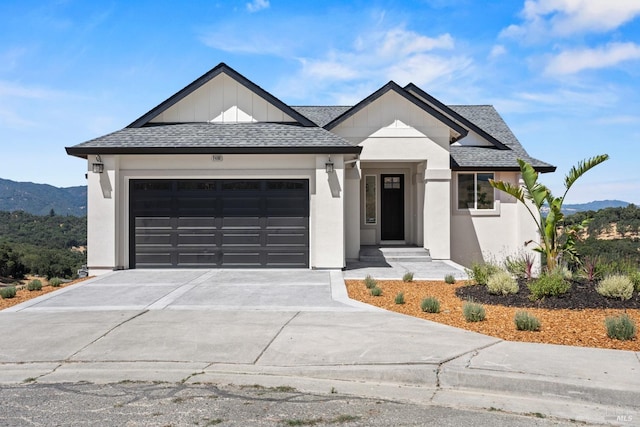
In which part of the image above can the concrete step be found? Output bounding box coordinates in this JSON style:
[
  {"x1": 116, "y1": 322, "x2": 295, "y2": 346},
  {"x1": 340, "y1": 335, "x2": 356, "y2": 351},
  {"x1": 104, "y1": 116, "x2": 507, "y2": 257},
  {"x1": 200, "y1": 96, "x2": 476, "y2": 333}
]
[{"x1": 359, "y1": 246, "x2": 432, "y2": 262}]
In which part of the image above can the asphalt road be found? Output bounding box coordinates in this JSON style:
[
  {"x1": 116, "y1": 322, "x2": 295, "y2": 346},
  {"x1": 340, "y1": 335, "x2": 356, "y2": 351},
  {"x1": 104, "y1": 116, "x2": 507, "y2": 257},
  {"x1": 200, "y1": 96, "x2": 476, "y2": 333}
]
[{"x1": 0, "y1": 382, "x2": 579, "y2": 427}]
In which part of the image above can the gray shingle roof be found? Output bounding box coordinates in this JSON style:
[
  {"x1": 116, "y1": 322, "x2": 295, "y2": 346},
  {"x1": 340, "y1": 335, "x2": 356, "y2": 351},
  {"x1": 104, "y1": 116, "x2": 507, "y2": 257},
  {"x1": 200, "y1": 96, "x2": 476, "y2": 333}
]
[
  {"x1": 66, "y1": 123, "x2": 361, "y2": 157},
  {"x1": 292, "y1": 106, "x2": 352, "y2": 127},
  {"x1": 448, "y1": 105, "x2": 554, "y2": 171},
  {"x1": 291, "y1": 104, "x2": 554, "y2": 171}
]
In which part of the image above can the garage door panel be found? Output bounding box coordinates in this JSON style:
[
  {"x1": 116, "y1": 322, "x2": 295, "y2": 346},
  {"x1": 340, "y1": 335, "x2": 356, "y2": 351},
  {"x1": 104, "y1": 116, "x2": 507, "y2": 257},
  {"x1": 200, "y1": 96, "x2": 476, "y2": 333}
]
[
  {"x1": 135, "y1": 252, "x2": 173, "y2": 266},
  {"x1": 266, "y1": 197, "x2": 308, "y2": 216},
  {"x1": 175, "y1": 198, "x2": 218, "y2": 215},
  {"x1": 136, "y1": 216, "x2": 172, "y2": 227},
  {"x1": 266, "y1": 232, "x2": 307, "y2": 246},
  {"x1": 130, "y1": 179, "x2": 309, "y2": 268},
  {"x1": 222, "y1": 252, "x2": 261, "y2": 266},
  {"x1": 222, "y1": 200, "x2": 262, "y2": 216},
  {"x1": 266, "y1": 217, "x2": 307, "y2": 228},
  {"x1": 266, "y1": 252, "x2": 307, "y2": 266},
  {"x1": 177, "y1": 233, "x2": 217, "y2": 246},
  {"x1": 177, "y1": 217, "x2": 218, "y2": 228},
  {"x1": 178, "y1": 253, "x2": 218, "y2": 266},
  {"x1": 222, "y1": 217, "x2": 261, "y2": 229},
  {"x1": 221, "y1": 232, "x2": 261, "y2": 246}
]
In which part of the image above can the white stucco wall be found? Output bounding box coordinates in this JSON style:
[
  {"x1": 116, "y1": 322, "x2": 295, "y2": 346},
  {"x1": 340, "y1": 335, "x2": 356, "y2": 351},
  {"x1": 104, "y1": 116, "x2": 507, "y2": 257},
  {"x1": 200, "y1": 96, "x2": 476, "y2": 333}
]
[
  {"x1": 344, "y1": 164, "x2": 361, "y2": 261},
  {"x1": 450, "y1": 171, "x2": 539, "y2": 267},
  {"x1": 424, "y1": 168, "x2": 451, "y2": 259},
  {"x1": 333, "y1": 90, "x2": 452, "y2": 252},
  {"x1": 85, "y1": 153, "x2": 347, "y2": 274}
]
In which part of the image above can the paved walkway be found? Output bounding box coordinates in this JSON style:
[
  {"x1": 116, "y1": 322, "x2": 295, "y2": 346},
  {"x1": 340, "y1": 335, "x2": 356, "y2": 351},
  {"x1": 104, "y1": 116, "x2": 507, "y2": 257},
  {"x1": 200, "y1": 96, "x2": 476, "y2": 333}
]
[{"x1": 1, "y1": 268, "x2": 638, "y2": 425}]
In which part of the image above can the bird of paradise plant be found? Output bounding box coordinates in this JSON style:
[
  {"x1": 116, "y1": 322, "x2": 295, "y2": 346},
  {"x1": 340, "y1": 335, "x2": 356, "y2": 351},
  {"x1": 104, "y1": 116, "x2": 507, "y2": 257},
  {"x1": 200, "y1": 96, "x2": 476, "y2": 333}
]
[{"x1": 490, "y1": 154, "x2": 609, "y2": 272}]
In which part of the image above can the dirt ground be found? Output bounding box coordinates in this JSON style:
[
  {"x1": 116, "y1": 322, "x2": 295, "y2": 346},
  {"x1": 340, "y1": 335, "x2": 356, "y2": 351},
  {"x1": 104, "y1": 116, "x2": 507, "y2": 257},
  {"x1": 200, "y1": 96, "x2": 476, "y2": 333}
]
[
  {"x1": 0, "y1": 277, "x2": 90, "y2": 311},
  {"x1": 346, "y1": 279, "x2": 640, "y2": 351}
]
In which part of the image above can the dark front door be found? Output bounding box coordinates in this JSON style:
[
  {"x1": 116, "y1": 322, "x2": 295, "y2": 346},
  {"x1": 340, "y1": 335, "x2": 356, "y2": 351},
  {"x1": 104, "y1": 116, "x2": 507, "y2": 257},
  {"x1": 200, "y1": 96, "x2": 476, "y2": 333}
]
[
  {"x1": 381, "y1": 174, "x2": 404, "y2": 240},
  {"x1": 129, "y1": 179, "x2": 309, "y2": 268}
]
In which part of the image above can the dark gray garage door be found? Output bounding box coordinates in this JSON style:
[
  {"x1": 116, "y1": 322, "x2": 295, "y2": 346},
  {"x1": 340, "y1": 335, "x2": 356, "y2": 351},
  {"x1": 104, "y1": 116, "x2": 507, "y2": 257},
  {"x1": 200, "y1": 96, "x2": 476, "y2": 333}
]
[{"x1": 129, "y1": 179, "x2": 309, "y2": 268}]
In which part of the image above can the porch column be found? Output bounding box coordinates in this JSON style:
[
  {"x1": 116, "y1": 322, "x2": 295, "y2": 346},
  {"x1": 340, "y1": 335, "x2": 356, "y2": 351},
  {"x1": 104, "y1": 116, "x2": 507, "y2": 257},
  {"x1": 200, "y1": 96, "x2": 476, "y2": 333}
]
[
  {"x1": 423, "y1": 168, "x2": 451, "y2": 259},
  {"x1": 344, "y1": 163, "x2": 361, "y2": 261},
  {"x1": 87, "y1": 154, "x2": 120, "y2": 275}
]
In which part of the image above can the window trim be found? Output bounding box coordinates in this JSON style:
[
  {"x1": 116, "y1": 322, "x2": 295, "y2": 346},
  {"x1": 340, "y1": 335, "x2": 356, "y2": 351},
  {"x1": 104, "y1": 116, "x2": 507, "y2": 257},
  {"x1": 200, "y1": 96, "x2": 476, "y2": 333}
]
[
  {"x1": 455, "y1": 172, "x2": 500, "y2": 215},
  {"x1": 364, "y1": 175, "x2": 377, "y2": 225}
]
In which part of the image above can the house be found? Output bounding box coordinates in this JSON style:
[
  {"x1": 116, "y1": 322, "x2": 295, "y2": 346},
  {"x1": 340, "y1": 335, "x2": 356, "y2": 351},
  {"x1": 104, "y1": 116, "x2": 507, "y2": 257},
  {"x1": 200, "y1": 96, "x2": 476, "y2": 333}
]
[{"x1": 66, "y1": 63, "x2": 555, "y2": 275}]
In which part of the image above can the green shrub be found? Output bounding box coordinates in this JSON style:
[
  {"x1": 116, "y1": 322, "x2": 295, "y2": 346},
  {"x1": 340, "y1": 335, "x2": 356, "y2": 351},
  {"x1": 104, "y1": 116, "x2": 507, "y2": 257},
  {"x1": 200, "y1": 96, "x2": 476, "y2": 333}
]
[
  {"x1": 49, "y1": 277, "x2": 63, "y2": 287},
  {"x1": 596, "y1": 275, "x2": 634, "y2": 301},
  {"x1": 402, "y1": 272, "x2": 414, "y2": 282},
  {"x1": 420, "y1": 297, "x2": 440, "y2": 313},
  {"x1": 0, "y1": 286, "x2": 17, "y2": 299},
  {"x1": 486, "y1": 271, "x2": 519, "y2": 295},
  {"x1": 444, "y1": 274, "x2": 456, "y2": 284},
  {"x1": 27, "y1": 279, "x2": 42, "y2": 291},
  {"x1": 370, "y1": 286, "x2": 382, "y2": 296},
  {"x1": 394, "y1": 292, "x2": 405, "y2": 304},
  {"x1": 466, "y1": 262, "x2": 501, "y2": 285},
  {"x1": 514, "y1": 311, "x2": 541, "y2": 331},
  {"x1": 463, "y1": 300, "x2": 486, "y2": 322},
  {"x1": 528, "y1": 271, "x2": 570, "y2": 300},
  {"x1": 504, "y1": 253, "x2": 535, "y2": 280},
  {"x1": 629, "y1": 271, "x2": 640, "y2": 292},
  {"x1": 364, "y1": 275, "x2": 377, "y2": 289},
  {"x1": 605, "y1": 314, "x2": 636, "y2": 341},
  {"x1": 598, "y1": 257, "x2": 638, "y2": 277}
]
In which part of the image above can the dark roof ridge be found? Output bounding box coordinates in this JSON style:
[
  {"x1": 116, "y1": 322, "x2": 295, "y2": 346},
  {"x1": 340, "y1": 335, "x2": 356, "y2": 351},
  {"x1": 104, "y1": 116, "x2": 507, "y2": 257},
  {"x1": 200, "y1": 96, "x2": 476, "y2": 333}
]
[
  {"x1": 323, "y1": 81, "x2": 468, "y2": 140},
  {"x1": 404, "y1": 84, "x2": 508, "y2": 150},
  {"x1": 128, "y1": 63, "x2": 316, "y2": 128}
]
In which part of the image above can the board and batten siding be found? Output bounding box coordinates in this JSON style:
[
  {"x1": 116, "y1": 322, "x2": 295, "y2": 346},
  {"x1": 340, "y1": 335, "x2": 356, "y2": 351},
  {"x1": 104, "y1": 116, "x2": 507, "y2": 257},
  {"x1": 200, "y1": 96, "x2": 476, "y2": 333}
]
[{"x1": 149, "y1": 73, "x2": 296, "y2": 124}]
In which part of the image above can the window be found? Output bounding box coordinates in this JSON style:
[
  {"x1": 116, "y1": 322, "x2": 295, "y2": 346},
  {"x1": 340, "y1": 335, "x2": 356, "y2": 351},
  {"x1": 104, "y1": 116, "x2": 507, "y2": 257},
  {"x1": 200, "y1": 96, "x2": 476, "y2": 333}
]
[
  {"x1": 457, "y1": 173, "x2": 495, "y2": 210},
  {"x1": 383, "y1": 176, "x2": 401, "y2": 189},
  {"x1": 365, "y1": 175, "x2": 376, "y2": 224}
]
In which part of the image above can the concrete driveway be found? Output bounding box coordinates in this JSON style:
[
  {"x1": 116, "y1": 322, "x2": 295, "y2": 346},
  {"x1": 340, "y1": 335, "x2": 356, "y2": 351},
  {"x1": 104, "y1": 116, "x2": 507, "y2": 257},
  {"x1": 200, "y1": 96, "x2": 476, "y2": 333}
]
[{"x1": 1, "y1": 269, "x2": 639, "y2": 425}]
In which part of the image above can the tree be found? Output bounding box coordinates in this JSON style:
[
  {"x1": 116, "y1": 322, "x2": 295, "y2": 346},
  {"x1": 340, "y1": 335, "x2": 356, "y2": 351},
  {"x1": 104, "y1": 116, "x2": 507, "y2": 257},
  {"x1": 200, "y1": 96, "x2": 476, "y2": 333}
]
[
  {"x1": 490, "y1": 154, "x2": 609, "y2": 271},
  {"x1": 0, "y1": 244, "x2": 26, "y2": 279}
]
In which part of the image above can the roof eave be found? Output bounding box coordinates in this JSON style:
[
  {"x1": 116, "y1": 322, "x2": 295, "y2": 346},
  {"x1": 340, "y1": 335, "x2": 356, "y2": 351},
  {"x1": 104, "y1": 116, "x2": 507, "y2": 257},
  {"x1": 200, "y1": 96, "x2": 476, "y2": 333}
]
[
  {"x1": 65, "y1": 145, "x2": 362, "y2": 158},
  {"x1": 451, "y1": 164, "x2": 557, "y2": 173}
]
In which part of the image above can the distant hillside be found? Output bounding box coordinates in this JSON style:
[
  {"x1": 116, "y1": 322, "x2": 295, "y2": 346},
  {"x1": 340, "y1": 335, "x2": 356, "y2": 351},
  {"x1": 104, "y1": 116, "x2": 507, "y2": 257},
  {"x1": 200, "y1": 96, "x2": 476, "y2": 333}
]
[
  {"x1": 542, "y1": 200, "x2": 630, "y2": 216},
  {"x1": 562, "y1": 200, "x2": 630, "y2": 214},
  {"x1": 0, "y1": 178, "x2": 86, "y2": 216}
]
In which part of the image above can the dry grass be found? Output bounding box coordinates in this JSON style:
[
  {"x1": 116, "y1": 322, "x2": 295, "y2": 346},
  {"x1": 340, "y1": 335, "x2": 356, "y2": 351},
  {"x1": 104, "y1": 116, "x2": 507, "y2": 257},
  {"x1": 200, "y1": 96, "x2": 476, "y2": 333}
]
[{"x1": 346, "y1": 279, "x2": 640, "y2": 351}]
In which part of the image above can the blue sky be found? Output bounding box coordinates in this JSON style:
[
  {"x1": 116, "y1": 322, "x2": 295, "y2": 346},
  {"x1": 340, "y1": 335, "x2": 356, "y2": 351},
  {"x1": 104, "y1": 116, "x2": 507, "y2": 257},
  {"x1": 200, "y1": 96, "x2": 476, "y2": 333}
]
[{"x1": 1, "y1": 0, "x2": 639, "y2": 204}]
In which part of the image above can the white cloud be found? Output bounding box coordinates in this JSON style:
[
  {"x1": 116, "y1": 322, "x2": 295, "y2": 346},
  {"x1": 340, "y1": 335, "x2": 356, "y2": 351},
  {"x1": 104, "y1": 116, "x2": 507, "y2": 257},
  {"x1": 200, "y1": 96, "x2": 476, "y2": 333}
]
[
  {"x1": 489, "y1": 44, "x2": 507, "y2": 59},
  {"x1": 503, "y1": 0, "x2": 640, "y2": 39},
  {"x1": 544, "y1": 42, "x2": 640, "y2": 75},
  {"x1": 0, "y1": 80, "x2": 63, "y2": 99},
  {"x1": 246, "y1": 0, "x2": 270, "y2": 13},
  {"x1": 274, "y1": 27, "x2": 471, "y2": 103}
]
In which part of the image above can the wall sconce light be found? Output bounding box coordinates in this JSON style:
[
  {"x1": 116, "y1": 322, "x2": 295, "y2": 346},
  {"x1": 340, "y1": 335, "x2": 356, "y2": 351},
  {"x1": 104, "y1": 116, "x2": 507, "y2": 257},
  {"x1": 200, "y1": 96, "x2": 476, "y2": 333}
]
[
  {"x1": 325, "y1": 156, "x2": 334, "y2": 173},
  {"x1": 92, "y1": 155, "x2": 104, "y2": 174}
]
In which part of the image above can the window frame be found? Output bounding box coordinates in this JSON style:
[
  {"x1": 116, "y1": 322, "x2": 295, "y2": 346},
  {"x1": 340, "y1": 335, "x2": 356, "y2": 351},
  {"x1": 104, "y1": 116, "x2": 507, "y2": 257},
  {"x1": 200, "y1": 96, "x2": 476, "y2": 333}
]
[
  {"x1": 455, "y1": 172, "x2": 499, "y2": 215},
  {"x1": 364, "y1": 175, "x2": 377, "y2": 225}
]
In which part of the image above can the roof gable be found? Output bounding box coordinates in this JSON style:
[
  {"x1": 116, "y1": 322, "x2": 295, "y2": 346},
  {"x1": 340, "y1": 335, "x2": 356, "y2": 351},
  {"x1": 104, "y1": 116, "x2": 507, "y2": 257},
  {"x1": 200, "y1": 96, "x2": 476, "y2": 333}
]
[
  {"x1": 404, "y1": 84, "x2": 508, "y2": 150},
  {"x1": 128, "y1": 63, "x2": 315, "y2": 128},
  {"x1": 323, "y1": 81, "x2": 468, "y2": 141}
]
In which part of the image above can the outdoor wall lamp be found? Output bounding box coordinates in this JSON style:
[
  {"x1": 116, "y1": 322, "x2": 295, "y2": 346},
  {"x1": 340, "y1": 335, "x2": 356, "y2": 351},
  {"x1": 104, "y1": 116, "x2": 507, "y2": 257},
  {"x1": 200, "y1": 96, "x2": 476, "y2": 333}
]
[
  {"x1": 92, "y1": 155, "x2": 104, "y2": 174},
  {"x1": 325, "y1": 156, "x2": 334, "y2": 173}
]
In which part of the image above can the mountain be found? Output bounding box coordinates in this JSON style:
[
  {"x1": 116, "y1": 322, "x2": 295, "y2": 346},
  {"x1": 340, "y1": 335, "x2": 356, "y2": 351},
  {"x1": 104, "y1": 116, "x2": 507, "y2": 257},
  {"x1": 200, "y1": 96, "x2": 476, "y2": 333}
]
[
  {"x1": 527, "y1": 200, "x2": 630, "y2": 217},
  {"x1": 0, "y1": 178, "x2": 86, "y2": 216},
  {"x1": 562, "y1": 200, "x2": 630, "y2": 214}
]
